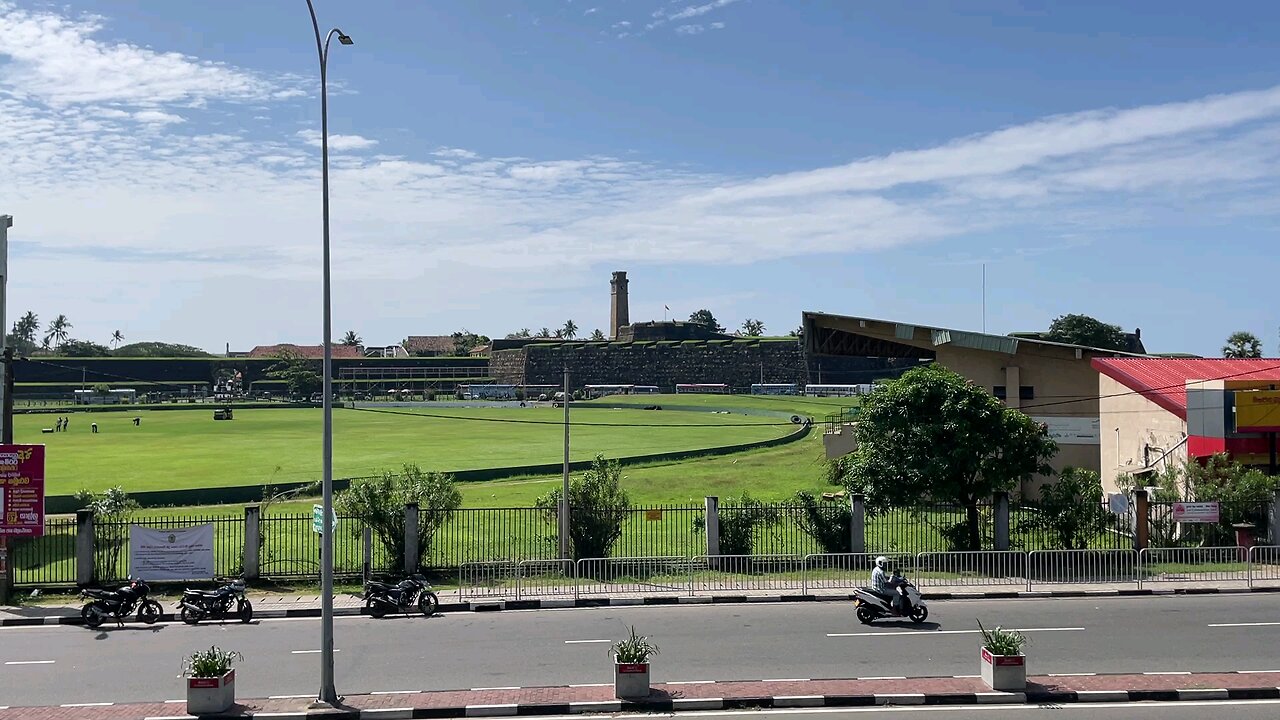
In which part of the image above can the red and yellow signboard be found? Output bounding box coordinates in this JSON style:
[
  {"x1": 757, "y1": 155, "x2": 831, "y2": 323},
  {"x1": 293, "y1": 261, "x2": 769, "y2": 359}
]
[
  {"x1": 1236, "y1": 390, "x2": 1280, "y2": 433},
  {"x1": 0, "y1": 445, "x2": 45, "y2": 538}
]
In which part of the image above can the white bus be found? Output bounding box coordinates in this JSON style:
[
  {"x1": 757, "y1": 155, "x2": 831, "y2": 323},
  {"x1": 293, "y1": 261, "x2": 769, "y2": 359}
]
[
  {"x1": 803, "y1": 383, "x2": 869, "y2": 397},
  {"x1": 675, "y1": 383, "x2": 730, "y2": 394},
  {"x1": 584, "y1": 384, "x2": 662, "y2": 399},
  {"x1": 751, "y1": 383, "x2": 799, "y2": 396}
]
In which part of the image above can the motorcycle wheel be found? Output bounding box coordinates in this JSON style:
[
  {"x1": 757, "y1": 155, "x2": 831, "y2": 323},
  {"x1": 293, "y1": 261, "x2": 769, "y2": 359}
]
[
  {"x1": 137, "y1": 599, "x2": 162, "y2": 625},
  {"x1": 180, "y1": 606, "x2": 204, "y2": 625},
  {"x1": 855, "y1": 605, "x2": 876, "y2": 625},
  {"x1": 237, "y1": 599, "x2": 254, "y2": 624},
  {"x1": 81, "y1": 604, "x2": 104, "y2": 629},
  {"x1": 909, "y1": 605, "x2": 929, "y2": 624},
  {"x1": 418, "y1": 591, "x2": 438, "y2": 617},
  {"x1": 365, "y1": 597, "x2": 388, "y2": 619}
]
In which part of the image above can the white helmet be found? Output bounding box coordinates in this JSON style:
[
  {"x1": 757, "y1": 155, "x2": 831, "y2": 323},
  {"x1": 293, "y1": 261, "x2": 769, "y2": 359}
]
[{"x1": 875, "y1": 556, "x2": 888, "y2": 568}]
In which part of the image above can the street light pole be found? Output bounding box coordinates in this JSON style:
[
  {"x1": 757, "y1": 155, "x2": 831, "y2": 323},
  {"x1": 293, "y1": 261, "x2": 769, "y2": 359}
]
[{"x1": 304, "y1": 0, "x2": 352, "y2": 708}]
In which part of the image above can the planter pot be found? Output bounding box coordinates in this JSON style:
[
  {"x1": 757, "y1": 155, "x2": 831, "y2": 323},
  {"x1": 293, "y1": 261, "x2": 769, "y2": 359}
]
[
  {"x1": 980, "y1": 648, "x2": 1025, "y2": 692},
  {"x1": 614, "y1": 662, "x2": 650, "y2": 699},
  {"x1": 187, "y1": 669, "x2": 236, "y2": 715}
]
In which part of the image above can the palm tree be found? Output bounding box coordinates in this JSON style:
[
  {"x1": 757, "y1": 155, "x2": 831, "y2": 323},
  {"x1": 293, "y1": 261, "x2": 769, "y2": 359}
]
[
  {"x1": 44, "y1": 315, "x2": 72, "y2": 350},
  {"x1": 1222, "y1": 331, "x2": 1263, "y2": 359},
  {"x1": 14, "y1": 311, "x2": 38, "y2": 346},
  {"x1": 535, "y1": 327, "x2": 553, "y2": 338},
  {"x1": 340, "y1": 330, "x2": 362, "y2": 347},
  {"x1": 740, "y1": 318, "x2": 766, "y2": 337},
  {"x1": 589, "y1": 329, "x2": 606, "y2": 341},
  {"x1": 110, "y1": 330, "x2": 124, "y2": 349},
  {"x1": 561, "y1": 319, "x2": 579, "y2": 339}
]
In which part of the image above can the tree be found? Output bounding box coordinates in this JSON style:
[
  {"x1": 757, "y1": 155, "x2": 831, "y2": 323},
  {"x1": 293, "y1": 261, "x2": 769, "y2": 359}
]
[
  {"x1": 112, "y1": 342, "x2": 212, "y2": 357},
  {"x1": 536, "y1": 454, "x2": 631, "y2": 561},
  {"x1": 1045, "y1": 314, "x2": 1126, "y2": 351},
  {"x1": 535, "y1": 327, "x2": 553, "y2": 338},
  {"x1": 8, "y1": 311, "x2": 39, "y2": 353},
  {"x1": 75, "y1": 487, "x2": 138, "y2": 582},
  {"x1": 1020, "y1": 468, "x2": 1113, "y2": 550},
  {"x1": 336, "y1": 465, "x2": 462, "y2": 572},
  {"x1": 688, "y1": 309, "x2": 724, "y2": 333},
  {"x1": 790, "y1": 491, "x2": 854, "y2": 553},
  {"x1": 589, "y1": 328, "x2": 606, "y2": 341},
  {"x1": 561, "y1": 319, "x2": 579, "y2": 339},
  {"x1": 59, "y1": 339, "x2": 111, "y2": 357},
  {"x1": 506, "y1": 328, "x2": 533, "y2": 339},
  {"x1": 450, "y1": 329, "x2": 490, "y2": 356},
  {"x1": 265, "y1": 350, "x2": 322, "y2": 398},
  {"x1": 1182, "y1": 454, "x2": 1276, "y2": 545},
  {"x1": 740, "y1": 318, "x2": 765, "y2": 337},
  {"x1": 843, "y1": 364, "x2": 1059, "y2": 551},
  {"x1": 44, "y1": 314, "x2": 72, "y2": 349},
  {"x1": 110, "y1": 330, "x2": 124, "y2": 349},
  {"x1": 788, "y1": 326, "x2": 803, "y2": 338},
  {"x1": 1222, "y1": 331, "x2": 1263, "y2": 359},
  {"x1": 340, "y1": 330, "x2": 362, "y2": 347}
]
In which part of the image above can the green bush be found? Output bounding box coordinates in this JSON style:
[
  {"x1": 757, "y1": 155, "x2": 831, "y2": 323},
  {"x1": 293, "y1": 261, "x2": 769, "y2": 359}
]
[
  {"x1": 337, "y1": 465, "x2": 461, "y2": 572},
  {"x1": 790, "y1": 491, "x2": 853, "y2": 553},
  {"x1": 536, "y1": 454, "x2": 631, "y2": 561}
]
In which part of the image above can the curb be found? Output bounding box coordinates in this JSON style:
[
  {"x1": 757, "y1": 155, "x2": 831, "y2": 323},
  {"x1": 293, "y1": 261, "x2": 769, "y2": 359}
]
[
  {"x1": 64, "y1": 685, "x2": 1280, "y2": 719},
  {"x1": 5, "y1": 586, "x2": 1278, "y2": 627}
]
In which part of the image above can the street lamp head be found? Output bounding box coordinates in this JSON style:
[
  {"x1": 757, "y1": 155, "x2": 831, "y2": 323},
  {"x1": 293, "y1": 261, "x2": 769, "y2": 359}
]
[{"x1": 337, "y1": 32, "x2": 354, "y2": 45}]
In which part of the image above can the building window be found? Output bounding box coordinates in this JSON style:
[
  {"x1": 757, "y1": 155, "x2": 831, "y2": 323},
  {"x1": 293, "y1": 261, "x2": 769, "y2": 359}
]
[
  {"x1": 993, "y1": 386, "x2": 1007, "y2": 400},
  {"x1": 1020, "y1": 386, "x2": 1035, "y2": 400}
]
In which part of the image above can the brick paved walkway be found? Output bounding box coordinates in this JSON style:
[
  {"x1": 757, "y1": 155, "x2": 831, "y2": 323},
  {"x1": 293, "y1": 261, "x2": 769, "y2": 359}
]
[{"x1": 2, "y1": 672, "x2": 1277, "y2": 719}]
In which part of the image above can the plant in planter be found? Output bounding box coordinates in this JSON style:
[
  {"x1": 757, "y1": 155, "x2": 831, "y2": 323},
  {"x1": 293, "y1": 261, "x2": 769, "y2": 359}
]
[
  {"x1": 977, "y1": 619, "x2": 1027, "y2": 692},
  {"x1": 181, "y1": 645, "x2": 242, "y2": 715},
  {"x1": 610, "y1": 625, "x2": 659, "y2": 699}
]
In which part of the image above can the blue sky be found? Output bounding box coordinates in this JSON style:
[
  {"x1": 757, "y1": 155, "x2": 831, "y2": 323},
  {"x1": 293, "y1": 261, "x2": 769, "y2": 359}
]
[{"x1": 1, "y1": 0, "x2": 1278, "y2": 355}]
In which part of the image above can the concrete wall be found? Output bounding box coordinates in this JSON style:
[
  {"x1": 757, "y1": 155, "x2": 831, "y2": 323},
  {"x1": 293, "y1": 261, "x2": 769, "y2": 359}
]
[{"x1": 1098, "y1": 374, "x2": 1187, "y2": 493}]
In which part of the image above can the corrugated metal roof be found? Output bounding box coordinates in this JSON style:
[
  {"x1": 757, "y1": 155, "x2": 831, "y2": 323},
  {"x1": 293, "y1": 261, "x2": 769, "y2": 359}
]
[{"x1": 1091, "y1": 358, "x2": 1280, "y2": 419}]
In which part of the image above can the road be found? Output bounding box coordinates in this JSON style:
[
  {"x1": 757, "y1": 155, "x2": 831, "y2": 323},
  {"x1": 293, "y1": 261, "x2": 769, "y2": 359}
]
[
  {"x1": 1, "y1": 595, "x2": 1278, "y2": 707},
  {"x1": 618, "y1": 701, "x2": 1280, "y2": 719}
]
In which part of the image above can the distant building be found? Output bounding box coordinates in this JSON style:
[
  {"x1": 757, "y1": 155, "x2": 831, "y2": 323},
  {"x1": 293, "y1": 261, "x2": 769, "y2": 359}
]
[
  {"x1": 364, "y1": 344, "x2": 409, "y2": 358},
  {"x1": 1093, "y1": 357, "x2": 1280, "y2": 492},
  {"x1": 246, "y1": 344, "x2": 364, "y2": 359},
  {"x1": 403, "y1": 335, "x2": 456, "y2": 356}
]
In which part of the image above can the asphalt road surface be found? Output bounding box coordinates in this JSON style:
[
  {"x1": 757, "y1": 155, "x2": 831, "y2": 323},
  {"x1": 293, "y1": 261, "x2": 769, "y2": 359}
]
[
  {"x1": 617, "y1": 700, "x2": 1280, "y2": 719},
  {"x1": 1, "y1": 595, "x2": 1279, "y2": 707}
]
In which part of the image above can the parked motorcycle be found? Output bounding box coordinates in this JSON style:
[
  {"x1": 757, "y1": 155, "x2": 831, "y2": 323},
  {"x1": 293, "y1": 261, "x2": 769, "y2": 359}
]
[
  {"x1": 80, "y1": 578, "x2": 162, "y2": 628},
  {"x1": 179, "y1": 577, "x2": 253, "y2": 625},
  {"x1": 851, "y1": 572, "x2": 929, "y2": 624},
  {"x1": 363, "y1": 574, "x2": 438, "y2": 618}
]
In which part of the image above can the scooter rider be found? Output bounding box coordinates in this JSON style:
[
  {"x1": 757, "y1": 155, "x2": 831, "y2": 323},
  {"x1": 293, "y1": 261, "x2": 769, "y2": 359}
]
[{"x1": 870, "y1": 556, "x2": 904, "y2": 614}]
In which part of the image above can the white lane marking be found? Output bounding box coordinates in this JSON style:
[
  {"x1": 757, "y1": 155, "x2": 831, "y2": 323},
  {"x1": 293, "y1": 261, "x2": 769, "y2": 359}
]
[
  {"x1": 827, "y1": 627, "x2": 1084, "y2": 637},
  {"x1": 1143, "y1": 671, "x2": 1191, "y2": 675},
  {"x1": 668, "y1": 680, "x2": 716, "y2": 685},
  {"x1": 858, "y1": 676, "x2": 906, "y2": 680},
  {"x1": 62, "y1": 702, "x2": 114, "y2": 707},
  {"x1": 764, "y1": 678, "x2": 811, "y2": 682},
  {"x1": 564, "y1": 639, "x2": 611, "y2": 644},
  {"x1": 1237, "y1": 670, "x2": 1280, "y2": 674},
  {"x1": 1048, "y1": 672, "x2": 1097, "y2": 677},
  {"x1": 291, "y1": 649, "x2": 340, "y2": 654},
  {"x1": 4, "y1": 660, "x2": 55, "y2": 665},
  {"x1": 471, "y1": 686, "x2": 521, "y2": 691},
  {"x1": 164, "y1": 699, "x2": 186, "y2": 703},
  {"x1": 1209, "y1": 621, "x2": 1280, "y2": 627}
]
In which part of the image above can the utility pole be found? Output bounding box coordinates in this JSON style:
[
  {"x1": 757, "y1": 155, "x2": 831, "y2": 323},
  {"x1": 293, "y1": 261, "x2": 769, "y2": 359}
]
[
  {"x1": 560, "y1": 368, "x2": 571, "y2": 559},
  {"x1": 0, "y1": 214, "x2": 9, "y2": 606}
]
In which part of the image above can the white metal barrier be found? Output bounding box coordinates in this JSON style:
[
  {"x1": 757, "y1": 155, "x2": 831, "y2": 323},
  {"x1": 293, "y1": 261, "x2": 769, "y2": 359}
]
[
  {"x1": 1026, "y1": 549, "x2": 1141, "y2": 588},
  {"x1": 458, "y1": 560, "x2": 519, "y2": 600},
  {"x1": 802, "y1": 552, "x2": 916, "y2": 593},
  {"x1": 516, "y1": 559, "x2": 576, "y2": 600},
  {"x1": 690, "y1": 554, "x2": 804, "y2": 594},
  {"x1": 1248, "y1": 545, "x2": 1280, "y2": 588},
  {"x1": 1140, "y1": 546, "x2": 1248, "y2": 587},
  {"x1": 574, "y1": 556, "x2": 691, "y2": 598},
  {"x1": 915, "y1": 551, "x2": 1028, "y2": 589}
]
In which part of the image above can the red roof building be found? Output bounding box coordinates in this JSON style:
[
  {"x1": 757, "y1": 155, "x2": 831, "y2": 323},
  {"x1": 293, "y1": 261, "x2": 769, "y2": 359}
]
[
  {"x1": 1093, "y1": 357, "x2": 1280, "y2": 488},
  {"x1": 246, "y1": 344, "x2": 364, "y2": 359}
]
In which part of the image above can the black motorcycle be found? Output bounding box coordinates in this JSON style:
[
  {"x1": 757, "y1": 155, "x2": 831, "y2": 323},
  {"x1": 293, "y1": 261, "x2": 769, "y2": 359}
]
[
  {"x1": 363, "y1": 574, "x2": 438, "y2": 618},
  {"x1": 179, "y1": 578, "x2": 254, "y2": 625},
  {"x1": 80, "y1": 578, "x2": 162, "y2": 628}
]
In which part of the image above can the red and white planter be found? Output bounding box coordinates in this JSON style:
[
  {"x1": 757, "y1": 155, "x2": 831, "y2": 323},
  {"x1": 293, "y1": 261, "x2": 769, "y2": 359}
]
[
  {"x1": 614, "y1": 662, "x2": 650, "y2": 699},
  {"x1": 186, "y1": 669, "x2": 236, "y2": 715},
  {"x1": 980, "y1": 648, "x2": 1026, "y2": 692}
]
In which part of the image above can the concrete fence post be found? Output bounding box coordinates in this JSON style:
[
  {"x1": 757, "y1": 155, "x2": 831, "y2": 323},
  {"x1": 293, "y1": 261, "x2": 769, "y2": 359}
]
[
  {"x1": 404, "y1": 503, "x2": 420, "y2": 575},
  {"x1": 75, "y1": 509, "x2": 95, "y2": 586},
  {"x1": 362, "y1": 526, "x2": 373, "y2": 585},
  {"x1": 994, "y1": 492, "x2": 1010, "y2": 552},
  {"x1": 1133, "y1": 489, "x2": 1150, "y2": 551},
  {"x1": 243, "y1": 504, "x2": 261, "y2": 581},
  {"x1": 850, "y1": 494, "x2": 866, "y2": 555},
  {"x1": 704, "y1": 496, "x2": 720, "y2": 557}
]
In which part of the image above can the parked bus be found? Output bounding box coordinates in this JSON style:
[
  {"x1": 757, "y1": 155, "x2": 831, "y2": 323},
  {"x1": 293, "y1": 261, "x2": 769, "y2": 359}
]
[
  {"x1": 751, "y1": 383, "x2": 799, "y2": 395},
  {"x1": 675, "y1": 383, "x2": 730, "y2": 394},
  {"x1": 804, "y1": 383, "x2": 871, "y2": 397}
]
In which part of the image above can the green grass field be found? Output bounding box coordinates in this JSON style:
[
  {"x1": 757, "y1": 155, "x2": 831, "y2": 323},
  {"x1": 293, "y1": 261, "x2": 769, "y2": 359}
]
[{"x1": 19, "y1": 396, "x2": 842, "y2": 497}]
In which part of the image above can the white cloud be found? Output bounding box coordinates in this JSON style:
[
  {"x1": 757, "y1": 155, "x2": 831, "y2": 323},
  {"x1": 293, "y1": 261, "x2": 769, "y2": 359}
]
[
  {"x1": 4, "y1": 3, "x2": 1280, "y2": 349},
  {"x1": 650, "y1": 0, "x2": 739, "y2": 29},
  {"x1": 585, "y1": 7, "x2": 598, "y2": 14},
  {"x1": 613, "y1": 21, "x2": 632, "y2": 28},
  {"x1": 133, "y1": 110, "x2": 185, "y2": 124},
  {"x1": 675, "y1": 24, "x2": 705, "y2": 34},
  {"x1": 296, "y1": 129, "x2": 378, "y2": 151}
]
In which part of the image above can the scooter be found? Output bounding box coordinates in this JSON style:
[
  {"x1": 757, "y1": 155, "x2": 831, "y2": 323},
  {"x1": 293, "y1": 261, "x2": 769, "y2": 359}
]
[{"x1": 851, "y1": 572, "x2": 928, "y2": 624}]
